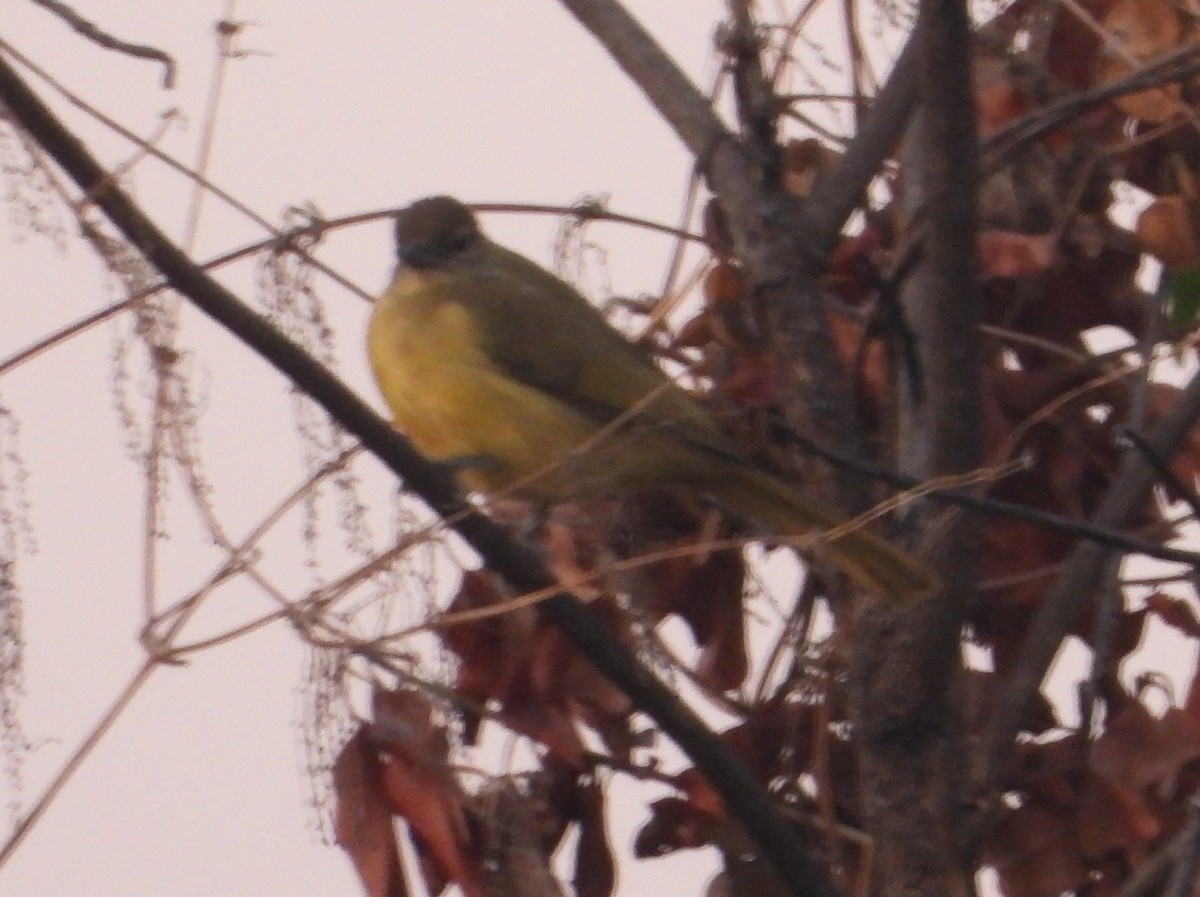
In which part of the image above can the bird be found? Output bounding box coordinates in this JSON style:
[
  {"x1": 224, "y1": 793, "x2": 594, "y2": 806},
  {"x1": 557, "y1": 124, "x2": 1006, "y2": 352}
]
[{"x1": 367, "y1": 195, "x2": 934, "y2": 602}]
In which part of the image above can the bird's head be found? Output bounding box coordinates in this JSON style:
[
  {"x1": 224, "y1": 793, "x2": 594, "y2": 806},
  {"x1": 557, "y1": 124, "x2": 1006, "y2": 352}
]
[{"x1": 393, "y1": 195, "x2": 483, "y2": 270}]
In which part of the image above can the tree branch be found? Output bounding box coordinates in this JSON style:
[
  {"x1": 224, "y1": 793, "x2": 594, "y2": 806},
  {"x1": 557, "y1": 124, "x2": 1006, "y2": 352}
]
[
  {"x1": 555, "y1": 0, "x2": 743, "y2": 178},
  {"x1": 847, "y1": 0, "x2": 982, "y2": 888},
  {"x1": 898, "y1": 0, "x2": 982, "y2": 487},
  {"x1": 0, "y1": 48, "x2": 834, "y2": 897},
  {"x1": 974, "y1": 366, "x2": 1200, "y2": 827},
  {"x1": 801, "y1": 35, "x2": 920, "y2": 257},
  {"x1": 982, "y1": 44, "x2": 1200, "y2": 170},
  {"x1": 553, "y1": 0, "x2": 915, "y2": 515},
  {"x1": 787, "y1": 429, "x2": 1200, "y2": 567},
  {"x1": 28, "y1": 0, "x2": 176, "y2": 88},
  {"x1": 724, "y1": 0, "x2": 781, "y2": 180}
]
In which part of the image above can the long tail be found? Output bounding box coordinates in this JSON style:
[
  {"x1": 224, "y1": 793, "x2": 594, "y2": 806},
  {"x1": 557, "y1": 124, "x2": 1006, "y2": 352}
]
[{"x1": 713, "y1": 467, "x2": 936, "y2": 603}]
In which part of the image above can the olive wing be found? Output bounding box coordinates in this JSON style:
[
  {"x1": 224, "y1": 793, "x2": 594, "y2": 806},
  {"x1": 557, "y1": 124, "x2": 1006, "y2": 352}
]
[{"x1": 455, "y1": 245, "x2": 704, "y2": 428}]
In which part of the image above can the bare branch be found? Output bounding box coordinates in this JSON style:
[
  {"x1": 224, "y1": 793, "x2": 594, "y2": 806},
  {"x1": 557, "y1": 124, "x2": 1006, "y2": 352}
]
[
  {"x1": 786, "y1": 429, "x2": 1200, "y2": 567},
  {"x1": 555, "y1": 0, "x2": 742, "y2": 180},
  {"x1": 898, "y1": 0, "x2": 982, "y2": 485},
  {"x1": 722, "y1": 0, "x2": 780, "y2": 178},
  {"x1": 982, "y1": 44, "x2": 1200, "y2": 170},
  {"x1": 27, "y1": 0, "x2": 176, "y2": 88},
  {"x1": 975, "y1": 367, "x2": 1200, "y2": 824},
  {"x1": 801, "y1": 36, "x2": 920, "y2": 256}
]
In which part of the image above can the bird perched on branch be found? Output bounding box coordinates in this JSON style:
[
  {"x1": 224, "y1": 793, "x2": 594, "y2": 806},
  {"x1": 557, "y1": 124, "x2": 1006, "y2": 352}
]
[{"x1": 367, "y1": 195, "x2": 934, "y2": 602}]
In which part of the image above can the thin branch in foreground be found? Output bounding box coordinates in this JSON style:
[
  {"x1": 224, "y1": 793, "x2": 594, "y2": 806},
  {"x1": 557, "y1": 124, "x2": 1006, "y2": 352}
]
[
  {"x1": 974, "y1": 367, "x2": 1200, "y2": 835},
  {"x1": 0, "y1": 50, "x2": 832, "y2": 897},
  {"x1": 786, "y1": 428, "x2": 1200, "y2": 568},
  {"x1": 27, "y1": 0, "x2": 176, "y2": 87},
  {"x1": 981, "y1": 44, "x2": 1200, "y2": 170},
  {"x1": 0, "y1": 37, "x2": 373, "y2": 303},
  {"x1": 1121, "y1": 427, "x2": 1200, "y2": 523}
]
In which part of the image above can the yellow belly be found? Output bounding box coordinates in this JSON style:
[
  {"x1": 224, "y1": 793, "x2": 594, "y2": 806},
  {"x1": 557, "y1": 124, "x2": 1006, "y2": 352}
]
[{"x1": 367, "y1": 273, "x2": 601, "y2": 498}]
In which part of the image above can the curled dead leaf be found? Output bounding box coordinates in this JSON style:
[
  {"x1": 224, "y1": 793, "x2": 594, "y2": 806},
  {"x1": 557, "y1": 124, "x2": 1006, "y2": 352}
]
[
  {"x1": 1136, "y1": 196, "x2": 1200, "y2": 269},
  {"x1": 1146, "y1": 592, "x2": 1200, "y2": 638},
  {"x1": 332, "y1": 727, "x2": 409, "y2": 897},
  {"x1": 1097, "y1": 0, "x2": 1189, "y2": 122},
  {"x1": 703, "y1": 262, "x2": 748, "y2": 310},
  {"x1": 634, "y1": 796, "x2": 721, "y2": 857},
  {"x1": 782, "y1": 138, "x2": 840, "y2": 198}
]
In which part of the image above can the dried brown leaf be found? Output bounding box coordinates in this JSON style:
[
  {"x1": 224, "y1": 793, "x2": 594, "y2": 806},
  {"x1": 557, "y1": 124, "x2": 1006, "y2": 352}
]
[
  {"x1": 634, "y1": 796, "x2": 721, "y2": 857},
  {"x1": 573, "y1": 778, "x2": 615, "y2": 897},
  {"x1": 1097, "y1": 0, "x2": 1187, "y2": 123},
  {"x1": 985, "y1": 802, "x2": 1089, "y2": 897},
  {"x1": 1146, "y1": 592, "x2": 1200, "y2": 638},
  {"x1": 333, "y1": 727, "x2": 410, "y2": 897},
  {"x1": 1091, "y1": 694, "x2": 1200, "y2": 793},
  {"x1": 378, "y1": 748, "x2": 485, "y2": 897}
]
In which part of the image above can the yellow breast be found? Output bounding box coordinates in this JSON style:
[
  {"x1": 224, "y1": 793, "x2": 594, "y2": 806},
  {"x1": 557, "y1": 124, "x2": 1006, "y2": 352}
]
[{"x1": 367, "y1": 269, "x2": 600, "y2": 497}]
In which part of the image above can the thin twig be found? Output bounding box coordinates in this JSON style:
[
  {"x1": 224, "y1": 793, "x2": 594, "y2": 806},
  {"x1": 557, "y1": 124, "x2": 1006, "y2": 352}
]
[
  {"x1": 982, "y1": 45, "x2": 1200, "y2": 170},
  {"x1": 785, "y1": 429, "x2": 1200, "y2": 567},
  {"x1": 974, "y1": 367, "x2": 1200, "y2": 840},
  {"x1": 0, "y1": 661, "x2": 157, "y2": 869},
  {"x1": 182, "y1": 2, "x2": 239, "y2": 251},
  {"x1": 28, "y1": 0, "x2": 176, "y2": 87},
  {"x1": 1122, "y1": 427, "x2": 1200, "y2": 522},
  {"x1": 0, "y1": 50, "x2": 829, "y2": 897},
  {"x1": 0, "y1": 36, "x2": 373, "y2": 303}
]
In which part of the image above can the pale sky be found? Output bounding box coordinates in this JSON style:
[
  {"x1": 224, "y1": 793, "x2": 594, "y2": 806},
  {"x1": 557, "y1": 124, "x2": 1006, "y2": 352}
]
[{"x1": 5, "y1": 3, "x2": 1195, "y2": 897}]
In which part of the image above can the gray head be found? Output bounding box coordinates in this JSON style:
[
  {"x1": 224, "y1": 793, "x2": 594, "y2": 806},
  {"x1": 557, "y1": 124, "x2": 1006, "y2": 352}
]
[{"x1": 393, "y1": 196, "x2": 483, "y2": 270}]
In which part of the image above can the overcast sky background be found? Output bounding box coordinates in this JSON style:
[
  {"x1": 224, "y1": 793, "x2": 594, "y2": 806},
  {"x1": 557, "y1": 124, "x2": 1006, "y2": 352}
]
[{"x1": 2, "y1": 2, "x2": 1195, "y2": 897}]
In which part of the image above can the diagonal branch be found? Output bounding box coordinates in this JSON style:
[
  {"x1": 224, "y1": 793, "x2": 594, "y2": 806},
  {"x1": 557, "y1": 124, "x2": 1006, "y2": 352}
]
[
  {"x1": 28, "y1": 0, "x2": 176, "y2": 87},
  {"x1": 801, "y1": 35, "x2": 920, "y2": 257},
  {"x1": 788, "y1": 429, "x2": 1200, "y2": 567},
  {"x1": 0, "y1": 48, "x2": 833, "y2": 897},
  {"x1": 982, "y1": 44, "x2": 1200, "y2": 169},
  {"x1": 974, "y1": 366, "x2": 1200, "y2": 829},
  {"x1": 555, "y1": 0, "x2": 746, "y2": 184}
]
